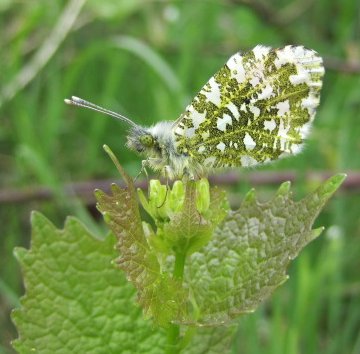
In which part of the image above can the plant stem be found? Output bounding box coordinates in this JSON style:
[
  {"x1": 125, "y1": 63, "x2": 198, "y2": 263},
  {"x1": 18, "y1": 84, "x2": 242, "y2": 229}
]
[
  {"x1": 173, "y1": 251, "x2": 186, "y2": 281},
  {"x1": 166, "y1": 251, "x2": 186, "y2": 354},
  {"x1": 167, "y1": 324, "x2": 181, "y2": 354}
]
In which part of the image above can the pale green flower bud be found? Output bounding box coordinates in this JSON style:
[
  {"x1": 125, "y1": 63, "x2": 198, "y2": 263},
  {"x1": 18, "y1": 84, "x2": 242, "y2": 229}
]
[{"x1": 195, "y1": 178, "x2": 210, "y2": 214}]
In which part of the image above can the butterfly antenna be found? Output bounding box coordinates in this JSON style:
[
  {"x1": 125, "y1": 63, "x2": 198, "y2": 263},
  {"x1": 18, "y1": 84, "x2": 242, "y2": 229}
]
[{"x1": 64, "y1": 96, "x2": 137, "y2": 128}]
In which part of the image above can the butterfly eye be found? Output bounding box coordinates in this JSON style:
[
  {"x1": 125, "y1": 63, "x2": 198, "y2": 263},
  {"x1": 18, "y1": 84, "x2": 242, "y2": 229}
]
[{"x1": 140, "y1": 134, "x2": 154, "y2": 147}]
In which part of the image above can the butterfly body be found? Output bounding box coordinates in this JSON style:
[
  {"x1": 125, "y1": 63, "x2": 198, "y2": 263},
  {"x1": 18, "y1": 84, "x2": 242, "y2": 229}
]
[
  {"x1": 126, "y1": 121, "x2": 205, "y2": 178},
  {"x1": 65, "y1": 45, "x2": 324, "y2": 179}
]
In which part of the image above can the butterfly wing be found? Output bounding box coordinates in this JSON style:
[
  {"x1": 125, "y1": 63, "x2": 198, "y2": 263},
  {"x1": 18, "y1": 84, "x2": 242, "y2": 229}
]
[{"x1": 172, "y1": 45, "x2": 324, "y2": 169}]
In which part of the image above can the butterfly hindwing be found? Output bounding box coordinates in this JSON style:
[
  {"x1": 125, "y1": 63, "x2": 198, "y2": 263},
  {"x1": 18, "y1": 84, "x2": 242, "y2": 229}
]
[{"x1": 173, "y1": 45, "x2": 324, "y2": 169}]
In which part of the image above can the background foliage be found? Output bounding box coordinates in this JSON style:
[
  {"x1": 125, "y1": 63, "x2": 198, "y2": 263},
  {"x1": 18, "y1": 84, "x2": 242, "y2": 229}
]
[{"x1": 0, "y1": 0, "x2": 359, "y2": 353}]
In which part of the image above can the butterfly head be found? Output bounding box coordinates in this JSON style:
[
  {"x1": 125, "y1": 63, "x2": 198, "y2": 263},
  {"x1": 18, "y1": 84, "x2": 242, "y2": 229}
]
[{"x1": 126, "y1": 126, "x2": 160, "y2": 158}]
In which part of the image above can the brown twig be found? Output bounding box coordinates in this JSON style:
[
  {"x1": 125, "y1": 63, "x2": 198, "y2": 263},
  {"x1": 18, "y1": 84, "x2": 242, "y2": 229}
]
[
  {"x1": 0, "y1": 171, "x2": 357, "y2": 206},
  {"x1": 324, "y1": 57, "x2": 360, "y2": 74}
]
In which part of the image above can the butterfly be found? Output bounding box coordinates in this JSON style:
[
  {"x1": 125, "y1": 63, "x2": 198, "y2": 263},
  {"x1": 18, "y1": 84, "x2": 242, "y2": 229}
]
[{"x1": 65, "y1": 45, "x2": 324, "y2": 179}]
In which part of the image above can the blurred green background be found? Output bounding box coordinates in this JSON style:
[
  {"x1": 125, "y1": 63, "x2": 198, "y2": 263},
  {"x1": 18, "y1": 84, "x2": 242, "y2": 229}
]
[{"x1": 0, "y1": 0, "x2": 359, "y2": 353}]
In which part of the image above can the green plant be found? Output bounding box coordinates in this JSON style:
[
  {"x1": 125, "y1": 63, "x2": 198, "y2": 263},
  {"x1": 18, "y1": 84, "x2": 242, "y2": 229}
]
[{"x1": 11, "y1": 147, "x2": 345, "y2": 353}]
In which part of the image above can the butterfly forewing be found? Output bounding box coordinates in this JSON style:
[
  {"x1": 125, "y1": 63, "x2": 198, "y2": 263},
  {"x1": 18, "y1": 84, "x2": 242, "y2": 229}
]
[{"x1": 173, "y1": 45, "x2": 324, "y2": 169}]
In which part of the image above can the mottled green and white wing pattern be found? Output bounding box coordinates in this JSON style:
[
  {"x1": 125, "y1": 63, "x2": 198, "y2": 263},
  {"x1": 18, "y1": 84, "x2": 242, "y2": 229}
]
[{"x1": 173, "y1": 45, "x2": 324, "y2": 169}]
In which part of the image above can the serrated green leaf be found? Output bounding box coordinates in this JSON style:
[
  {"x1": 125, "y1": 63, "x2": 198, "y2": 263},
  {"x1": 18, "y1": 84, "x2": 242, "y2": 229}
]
[
  {"x1": 164, "y1": 181, "x2": 213, "y2": 255},
  {"x1": 12, "y1": 212, "x2": 234, "y2": 353},
  {"x1": 11, "y1": 212, "x2": 167, "y2": 354},
  {"x1": 96, "y1": 176, "x2": 186, "y2": 326},
  {"x1": 156, "y1": 181, "x2": 229, "y2": 256},
  {"x1": 95, "y1": 158, "x2": 344, "y2": 329},
  {"x1": 181, "y1": 174, "x2": 346, "y2": 325}
]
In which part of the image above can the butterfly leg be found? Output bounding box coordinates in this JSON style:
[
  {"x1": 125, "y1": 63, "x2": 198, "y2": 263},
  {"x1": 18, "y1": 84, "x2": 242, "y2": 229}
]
[
  {"x1": 136, "y1": 157, "x2": 166, "y2": 181},
  {"x1": 134, "y1": 159, "x2": 150, "y2": 182}
]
